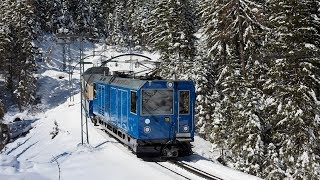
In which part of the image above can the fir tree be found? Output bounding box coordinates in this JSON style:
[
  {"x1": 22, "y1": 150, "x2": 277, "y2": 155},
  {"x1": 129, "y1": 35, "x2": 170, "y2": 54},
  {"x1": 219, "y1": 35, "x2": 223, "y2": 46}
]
[
  {"x1": 105, "y1": 0, "x2": 127, "y2": 47},
  {"x1": 193, "y1": 56, "x2": 216, "y2": 140},
  {"x1": 263, "y1": 0, "x2": 320, "y2": 178},
  {"x1": 0, "y1": 0, "x2": 38, "y2": 111},
  {"x1": 90, "y1": 0, "x2": 107, "y2": 38},
  {"x1": 125, "y1": 0, "x2": 153, "y2": 50},
  {"x1": 199, "y1": 0, "x2": 267, "y2": 175},
  {"x1": 34, "y1": 0, "x2": 64, "y2": 33},
  {"x1": 148, "y1": 0, "x2": 197, "y2": 79}
]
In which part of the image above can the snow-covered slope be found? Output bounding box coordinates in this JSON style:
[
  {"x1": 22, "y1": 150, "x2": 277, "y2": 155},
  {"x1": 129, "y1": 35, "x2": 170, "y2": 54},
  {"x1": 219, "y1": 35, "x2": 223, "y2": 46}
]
[{"x1": 0, "y1": 38, "x2": 261, "y2": 180}]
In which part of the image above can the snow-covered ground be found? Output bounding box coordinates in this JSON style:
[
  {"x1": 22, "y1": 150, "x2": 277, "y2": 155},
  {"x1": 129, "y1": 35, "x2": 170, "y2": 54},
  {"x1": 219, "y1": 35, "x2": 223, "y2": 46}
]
[{"x1": 0, "y1": 37, "x2": 261, "y2": 180}]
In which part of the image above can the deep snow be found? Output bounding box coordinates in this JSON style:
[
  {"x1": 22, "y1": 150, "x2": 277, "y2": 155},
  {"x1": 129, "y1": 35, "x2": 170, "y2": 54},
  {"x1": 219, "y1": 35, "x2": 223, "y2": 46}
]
[{"x1": 0, "y1": 38, "x2": 261, "y2": 180}]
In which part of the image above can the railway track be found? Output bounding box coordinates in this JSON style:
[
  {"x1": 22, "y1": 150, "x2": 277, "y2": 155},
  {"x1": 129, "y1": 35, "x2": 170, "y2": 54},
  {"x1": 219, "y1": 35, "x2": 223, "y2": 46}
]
[
  {"x1": 155, "y1": 160, "x2": 223, "y2": 180},
  {"x1": 155, "y1": 162, "x2": 193, "y2": 180},
  {"x1": 170, "y1": 160, "x2": 223, "y2": 180},
  {"x1": 94, "y1": 125, "x2": 223, "y2": 180}
]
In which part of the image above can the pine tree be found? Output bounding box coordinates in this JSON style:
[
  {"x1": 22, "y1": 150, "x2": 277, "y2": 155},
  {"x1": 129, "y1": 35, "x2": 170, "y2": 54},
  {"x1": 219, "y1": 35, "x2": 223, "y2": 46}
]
[
  {"x1": 101, "y1": 0, "x2": 116, "y2": 41},
  {"x1": 0, "y1": 25, "x2": 10, "y2": 84},
  {"x1": 147, "y1": 0, "x2": 197, "y2": 79},
  {"x1": 263, "y1": 0, "x2": 320, "y2": 178},
  {"x1": 34, "y1": 0, "x2": 64, "y2": 33},
  {"x1": 64, "y1": 0, "x2": 88, "y2": 34},
  {"x1": 34, "y1": 0, "x2": 47, "y2": 34},
  {"x1": 193, "y1": 57, "x2": 216, "y2": 140},
  {"x1": 199, "y1": 0, "x2": 267, "y2": 175},
  {"x1": 125, "y1": 0, "x2": 151, "y2": 50},
  {"x1": 105, "y1": 0, "x2": 126, "y2": 47},
  {"x1": 0, "y1": 0, "x2": 37, "y2": 111},
  {"x1": 90, "y1": 0, "x2": 107, "y2": 38}
]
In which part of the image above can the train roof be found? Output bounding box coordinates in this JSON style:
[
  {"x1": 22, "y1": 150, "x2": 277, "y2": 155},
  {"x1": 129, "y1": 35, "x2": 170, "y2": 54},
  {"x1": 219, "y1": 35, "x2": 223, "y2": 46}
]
[
  {"x1": 83, "y1": 67, "x2": 110, "y2": 76},
  {"x1": 83, "y1": 67, "x2": 194, "y2": 90},
  {"x1": 83, "y1": 67, "x2": 145, "y2": 89},
  {"x1": 83, "y1": 73, "x2": 146, "y2": 90}
]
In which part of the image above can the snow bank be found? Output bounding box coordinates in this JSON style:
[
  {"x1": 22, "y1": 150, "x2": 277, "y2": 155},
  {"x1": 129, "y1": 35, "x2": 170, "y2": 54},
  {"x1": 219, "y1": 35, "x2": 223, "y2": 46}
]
[{"x1": 0, "y1": 154, "x2": 49, "y2": 180}]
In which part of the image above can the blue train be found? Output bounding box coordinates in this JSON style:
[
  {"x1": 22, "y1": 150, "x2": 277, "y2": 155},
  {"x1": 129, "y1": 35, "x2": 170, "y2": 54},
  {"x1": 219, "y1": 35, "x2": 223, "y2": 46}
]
[{"x1": 83, "y1": 66, "x2": 195, "y2": 157}]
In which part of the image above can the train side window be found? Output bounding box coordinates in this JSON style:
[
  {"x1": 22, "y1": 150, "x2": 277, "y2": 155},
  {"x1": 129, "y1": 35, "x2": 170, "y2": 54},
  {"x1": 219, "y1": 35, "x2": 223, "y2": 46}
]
[
  {"x1": 130, "y1": 91, "x2": 137, "y2": 114},
  {"x1": 93, "y1": 83, "x2": 97, "y2": 98},
  {"x1": 179, "y1": 91, "x2": 190, "y2": 114}
]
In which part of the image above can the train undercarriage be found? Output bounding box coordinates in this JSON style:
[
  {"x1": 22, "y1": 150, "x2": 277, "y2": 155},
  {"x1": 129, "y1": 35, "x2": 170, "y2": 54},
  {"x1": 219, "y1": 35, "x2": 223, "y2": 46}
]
[{"x1": 92, "y1": 116, "x2": 192, "y2": 158}]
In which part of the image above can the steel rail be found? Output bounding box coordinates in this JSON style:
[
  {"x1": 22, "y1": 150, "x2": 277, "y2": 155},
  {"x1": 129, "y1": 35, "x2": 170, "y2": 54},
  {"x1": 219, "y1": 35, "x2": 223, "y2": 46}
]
[
  {"x1": 169, "y1": 160, "x2": 223, "y2": 180},
  {"x1": 155, "y1": 162, "x2": 192, "y2": 180}
]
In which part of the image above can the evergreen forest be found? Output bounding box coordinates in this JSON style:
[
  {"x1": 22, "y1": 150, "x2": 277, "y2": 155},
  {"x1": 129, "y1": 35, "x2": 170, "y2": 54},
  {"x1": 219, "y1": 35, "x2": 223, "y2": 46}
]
[{"x1": 0, "y1": 0, "x2": 319, "y2": 179}]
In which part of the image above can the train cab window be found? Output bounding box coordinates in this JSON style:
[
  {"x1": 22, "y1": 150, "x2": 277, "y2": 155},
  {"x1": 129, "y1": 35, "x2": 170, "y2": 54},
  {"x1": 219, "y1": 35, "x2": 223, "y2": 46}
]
[
  {"x1": 179, "y1": 91, "x2": 190, "y2": 114},
  {"x1": 93, "y1": 83, "x2": 97, "y2": 98},
  {"x1": 130, "y1": 91, "x2": 137, "y2": 114},
  {"x1": 142, "y1": 90, "x2": 173, "y2": 115}
]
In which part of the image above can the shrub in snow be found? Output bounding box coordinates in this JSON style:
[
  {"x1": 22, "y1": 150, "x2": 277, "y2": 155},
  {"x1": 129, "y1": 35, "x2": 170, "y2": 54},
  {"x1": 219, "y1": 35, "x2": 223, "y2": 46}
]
[{"x1": 50, "y1": 121, "x2": 59, "y2": 139}]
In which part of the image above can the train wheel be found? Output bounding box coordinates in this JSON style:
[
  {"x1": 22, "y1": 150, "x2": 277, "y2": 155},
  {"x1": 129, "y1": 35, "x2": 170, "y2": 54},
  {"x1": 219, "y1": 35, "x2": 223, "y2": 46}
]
[
  {"x1": 136, "y1": 152, "x2": 143, "y2": 158},
  {"x1": 178, "y1": 142, "x2": 193, "y2": 157}
]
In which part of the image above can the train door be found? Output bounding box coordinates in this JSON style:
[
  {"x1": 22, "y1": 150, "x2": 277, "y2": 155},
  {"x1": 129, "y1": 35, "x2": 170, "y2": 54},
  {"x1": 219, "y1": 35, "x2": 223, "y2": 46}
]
[
  {"x1": 177, "y1": 90, "x2": 191, "y2": 135},
  {"x1": 110, "y1": 87, "x2": 118, "y2": 125},
  {"x1": 99, "y1": 85, "x2": 105, "y2": 115},
  {"x1": 120, "y1": 90, "x2": 128, "y2": 130}
]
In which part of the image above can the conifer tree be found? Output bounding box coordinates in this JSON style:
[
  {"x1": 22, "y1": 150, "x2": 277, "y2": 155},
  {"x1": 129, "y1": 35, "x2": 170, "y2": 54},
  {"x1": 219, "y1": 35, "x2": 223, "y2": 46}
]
[
  {"x1": 199, "y1": 0, "x2": 267, "y2": 175},
  {"x1": 90, "y1": 0, "x2": 107, "y2": 38},
  {"x1": 193, "y1": 57, "x2": 216, "y2": 139},
  {"x1": 263, "y1": 0, "x2": 320, "y2": 178},
  {"x1": 105, "y1": 0, "x2": 126, "y2": 47},
  {"x1": 0, "y1": 25, "x2": 11, "y2": 85},
  {"x1": 34, "y1": 0, "x2": 64, "y2": 33},
  {"x1": 0, "y1": 0, "x2": 38, "y2": 111},
  {"x1": 125, "y1": 0, "x2": 152, "y2": 49},
  {"x1": 148, "y1": 0, "x2": 197, "y2": 79}
]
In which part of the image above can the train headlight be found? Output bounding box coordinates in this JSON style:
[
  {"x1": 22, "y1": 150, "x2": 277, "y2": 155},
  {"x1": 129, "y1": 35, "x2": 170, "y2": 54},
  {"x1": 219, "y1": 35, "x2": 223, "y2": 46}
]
[
  {"x1": 165, "y1": 117, "x2": 170, "y2": 123},
  {"x1": 145, "y1": 119, "x2": 150, "y2": 124},
  {"x1": 144, "y1": 126, "x2": 151, "y2": 133},
  {"x1": 183, "y1": 125, "x2": 189, "y2": 132}
]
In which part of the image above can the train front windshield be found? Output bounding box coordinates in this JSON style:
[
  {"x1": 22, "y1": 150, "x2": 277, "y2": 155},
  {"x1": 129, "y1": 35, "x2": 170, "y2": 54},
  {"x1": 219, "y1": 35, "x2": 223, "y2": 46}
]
[{"x1": 142, "y1": 90, "x2": 173, "y2": 115}]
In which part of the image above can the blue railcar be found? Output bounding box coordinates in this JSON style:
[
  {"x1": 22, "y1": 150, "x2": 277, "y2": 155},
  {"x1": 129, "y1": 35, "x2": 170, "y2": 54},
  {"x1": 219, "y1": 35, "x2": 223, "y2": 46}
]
[{"x1": 83, "y1": 67, "x2": 195, "y2": 157}]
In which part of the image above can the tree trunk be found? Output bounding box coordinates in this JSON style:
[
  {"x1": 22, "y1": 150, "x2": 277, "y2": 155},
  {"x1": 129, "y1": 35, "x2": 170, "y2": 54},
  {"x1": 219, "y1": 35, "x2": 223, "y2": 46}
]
[{"x1": 237, "y1": 0, "x2": 246, "y2": 76}]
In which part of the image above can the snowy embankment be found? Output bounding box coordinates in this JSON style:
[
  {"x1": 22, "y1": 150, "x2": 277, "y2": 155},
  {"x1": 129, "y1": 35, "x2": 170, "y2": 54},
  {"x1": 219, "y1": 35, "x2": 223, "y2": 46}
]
[{"x1": 0, "y1": 39, "x2": 261, "y2": 180}]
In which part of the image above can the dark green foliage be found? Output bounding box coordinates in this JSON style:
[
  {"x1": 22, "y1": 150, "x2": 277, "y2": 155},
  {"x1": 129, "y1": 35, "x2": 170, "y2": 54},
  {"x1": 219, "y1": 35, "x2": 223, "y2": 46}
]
[
  {"x1": 198, "y1": 0, "x2": 320, "y2": 178},
  {"x1": 90, "y1": 0, "x2": 108, "y2": 38},
  {"x1": 0, "y1": 0, "x2": 37, "y2": 111},
  {"x1": 34, "y1": 0, "x2": 64, "y2": 33},
  {"x1": 50, "y1": 121, "x2": 60, "y2": 139},
  {"x1": 262, "y1": 0, "x2": 320, "y2": 178},
  {"x1": 198, "y1": 0, "x2": 267, "y2": 175},
  {"x1": 147, "y1": 0, "x2": 197, "y2": 79}
]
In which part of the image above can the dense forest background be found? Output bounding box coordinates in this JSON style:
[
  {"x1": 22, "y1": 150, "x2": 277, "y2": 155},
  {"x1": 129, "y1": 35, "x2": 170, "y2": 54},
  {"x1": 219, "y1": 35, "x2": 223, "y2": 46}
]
[{"x1": 0, "y1": 0, "x2": 319, "y2": 179}]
